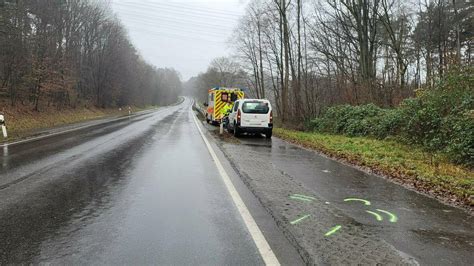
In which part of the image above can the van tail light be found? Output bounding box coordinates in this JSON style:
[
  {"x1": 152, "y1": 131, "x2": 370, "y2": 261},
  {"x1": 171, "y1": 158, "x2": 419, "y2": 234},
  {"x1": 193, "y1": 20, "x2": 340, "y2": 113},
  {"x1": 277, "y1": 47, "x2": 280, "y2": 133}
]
[
  {"x1": 237, "y1": 109, "x2": 241, "y2": 123},
  {"x1": 269, "y1": 111, "x2": 273, "y2": 123}
]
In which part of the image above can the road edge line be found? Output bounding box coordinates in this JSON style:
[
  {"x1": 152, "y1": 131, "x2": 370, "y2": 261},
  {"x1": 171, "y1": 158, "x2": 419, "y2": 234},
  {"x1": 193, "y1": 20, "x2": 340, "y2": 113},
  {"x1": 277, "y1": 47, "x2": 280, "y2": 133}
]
[{"x1": 191, "y1": 108, "x2": 280, "y2": 266}]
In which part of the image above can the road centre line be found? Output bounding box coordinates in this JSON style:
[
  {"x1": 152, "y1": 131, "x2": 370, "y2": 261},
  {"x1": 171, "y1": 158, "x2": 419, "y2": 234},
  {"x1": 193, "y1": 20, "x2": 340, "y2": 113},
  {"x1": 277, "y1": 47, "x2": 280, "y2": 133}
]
[
  {"x1": 191, "y1": 107, "x2": 280, "y2": 266},
  {"x1": 0, "y1": 97, "x2": 189, "y2": 148}
]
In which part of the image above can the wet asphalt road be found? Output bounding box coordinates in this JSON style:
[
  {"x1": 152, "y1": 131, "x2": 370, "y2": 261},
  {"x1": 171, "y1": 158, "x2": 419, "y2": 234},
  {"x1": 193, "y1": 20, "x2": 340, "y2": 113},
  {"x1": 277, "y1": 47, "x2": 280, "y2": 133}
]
[
  {"x1": 1, "y1": 96, "x2": 473, "y2": 265},
  {"x1": 0, "y1": 98, "x2": 300, "y2": 264}
]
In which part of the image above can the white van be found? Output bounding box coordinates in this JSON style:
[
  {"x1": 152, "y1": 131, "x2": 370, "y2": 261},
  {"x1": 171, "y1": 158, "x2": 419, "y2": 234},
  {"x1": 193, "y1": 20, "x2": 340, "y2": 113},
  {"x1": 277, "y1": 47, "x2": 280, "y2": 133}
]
[{"x1": 227, "y1": 99, "x2": 273, "y2": 138}]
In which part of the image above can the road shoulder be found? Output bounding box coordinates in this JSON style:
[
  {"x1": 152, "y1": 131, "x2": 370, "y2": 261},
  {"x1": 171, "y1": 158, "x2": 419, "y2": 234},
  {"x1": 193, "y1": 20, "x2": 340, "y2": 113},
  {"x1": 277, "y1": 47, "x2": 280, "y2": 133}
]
[{"x1": 192, "y1": 110, "x2": 305, "y2": 266}]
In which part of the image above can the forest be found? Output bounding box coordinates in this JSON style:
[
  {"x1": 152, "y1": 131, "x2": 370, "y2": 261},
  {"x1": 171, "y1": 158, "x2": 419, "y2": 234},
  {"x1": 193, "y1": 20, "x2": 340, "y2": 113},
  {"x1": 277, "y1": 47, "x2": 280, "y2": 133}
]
[
  {"x1": 192, "y1": 0, "x2": 472, "y2": 120},
  {"x1": 0, "y1": 0, "x2": 181, "y2": 111}
]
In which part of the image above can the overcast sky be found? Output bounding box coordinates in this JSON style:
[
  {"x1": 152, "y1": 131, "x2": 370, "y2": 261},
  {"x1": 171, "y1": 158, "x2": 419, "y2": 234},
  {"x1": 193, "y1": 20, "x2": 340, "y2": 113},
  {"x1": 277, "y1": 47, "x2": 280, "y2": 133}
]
[{"x1": 111, "y1": 0, "x2": 248, "y2": 81}]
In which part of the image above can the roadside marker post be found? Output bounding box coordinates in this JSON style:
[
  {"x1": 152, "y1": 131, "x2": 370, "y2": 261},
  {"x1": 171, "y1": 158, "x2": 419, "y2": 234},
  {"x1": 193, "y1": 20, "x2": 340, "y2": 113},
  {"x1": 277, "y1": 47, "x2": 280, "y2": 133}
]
[
  {"x1": 0, "y1": 114, "x2": 7, "y2": 138},
  {"x1": 220, "y1": 122, "x2": 224, "y2": 135}
]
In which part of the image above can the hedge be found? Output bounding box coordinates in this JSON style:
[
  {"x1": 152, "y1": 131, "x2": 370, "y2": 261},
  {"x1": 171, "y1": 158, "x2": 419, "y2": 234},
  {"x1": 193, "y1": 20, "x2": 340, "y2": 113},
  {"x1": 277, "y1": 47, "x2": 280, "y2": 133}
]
[{"x1": 307, "y1": 67, "x2": 473, "y2": 167}]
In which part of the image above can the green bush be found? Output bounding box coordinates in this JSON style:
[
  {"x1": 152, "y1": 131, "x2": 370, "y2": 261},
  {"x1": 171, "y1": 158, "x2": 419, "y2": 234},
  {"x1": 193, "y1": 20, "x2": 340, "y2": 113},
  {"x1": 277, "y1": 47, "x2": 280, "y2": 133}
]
[
  {"x1": 442, "y1": 113, "x2": 474, "y2": 167},
  {"x1": 308, "y1": 104, "x2": 403, "y2": 139},
  {"x1": 398, "y1": 67, "x2": 473, "y2": 166},
  {"x1": 307, "y1": 67, "x2": 473, "y2": 166},
  {"x1": 398, "y1": 97, "x2": 443, "y2": 149},
  {"x1": 370, "y1": 108, "x2": 404, "y2": 139}
]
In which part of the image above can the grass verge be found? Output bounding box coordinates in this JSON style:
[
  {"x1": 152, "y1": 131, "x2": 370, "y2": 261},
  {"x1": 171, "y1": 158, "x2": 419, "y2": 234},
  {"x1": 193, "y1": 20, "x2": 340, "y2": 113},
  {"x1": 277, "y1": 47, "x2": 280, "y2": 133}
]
[{"x1": 274, "y1": 128, "x2": 473, "y2": 209}]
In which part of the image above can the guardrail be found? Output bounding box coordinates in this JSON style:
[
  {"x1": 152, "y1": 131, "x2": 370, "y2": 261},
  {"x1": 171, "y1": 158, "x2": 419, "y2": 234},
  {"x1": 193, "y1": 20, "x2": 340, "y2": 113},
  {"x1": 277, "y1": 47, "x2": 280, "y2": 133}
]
[
  {"x1": 194, "y1": 100, "x2": 206, "y2": 117},
  {"x1": 193, "y1": 100, "x2": 226, "y2": 135}
]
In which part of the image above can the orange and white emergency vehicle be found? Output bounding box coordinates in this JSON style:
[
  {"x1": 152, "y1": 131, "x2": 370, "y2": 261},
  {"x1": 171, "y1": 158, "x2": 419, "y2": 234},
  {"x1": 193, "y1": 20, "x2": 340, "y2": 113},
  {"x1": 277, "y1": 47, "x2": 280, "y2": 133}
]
[{"x1": 206, "y1": 87, "x2": 244, "y2": 124}]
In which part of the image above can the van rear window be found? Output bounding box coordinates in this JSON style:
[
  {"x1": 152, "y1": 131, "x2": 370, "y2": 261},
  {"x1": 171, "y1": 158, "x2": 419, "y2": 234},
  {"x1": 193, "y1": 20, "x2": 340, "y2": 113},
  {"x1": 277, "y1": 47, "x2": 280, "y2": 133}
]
[{"x1": 242, "y1": 102, "x2": 269, "y2": 114}]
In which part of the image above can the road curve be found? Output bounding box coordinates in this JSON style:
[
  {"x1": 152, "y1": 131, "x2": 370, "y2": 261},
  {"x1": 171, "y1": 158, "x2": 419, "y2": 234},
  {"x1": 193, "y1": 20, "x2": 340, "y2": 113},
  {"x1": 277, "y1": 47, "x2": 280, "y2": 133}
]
[{"x1": 0, "y1": 98, "x2": 290, "y2": 264}]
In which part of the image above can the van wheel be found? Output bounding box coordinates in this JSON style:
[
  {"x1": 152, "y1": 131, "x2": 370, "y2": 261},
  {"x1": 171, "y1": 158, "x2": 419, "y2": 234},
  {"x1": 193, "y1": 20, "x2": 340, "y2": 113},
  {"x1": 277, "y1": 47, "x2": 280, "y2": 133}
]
[
  {"x1": 227, "y1": 122, "x2": 234, "y2": 133},
  {"x1": 265, "y1": 130, "x2": 272, "y2": 139},
  {"x1": 233, "y1": 124, "x2": 240, "y2": 137}
]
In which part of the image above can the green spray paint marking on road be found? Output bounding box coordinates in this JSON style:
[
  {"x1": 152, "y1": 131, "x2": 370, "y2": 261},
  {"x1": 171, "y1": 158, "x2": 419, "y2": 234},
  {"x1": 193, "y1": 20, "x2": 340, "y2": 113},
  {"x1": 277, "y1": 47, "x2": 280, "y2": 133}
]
[
  {"x1": 324, "y1": 225, "x2": 342, "y2": 236},
  {"x1": 366, "y1": 210, "x2": 383, "y2": 221},
  {"x1": 344, "y1": 198, "x2": 371, "y2": 206},
  {"x1": 292, "y1": 194, "x2": 316, "y2": 200},
  {"x1": 289, "y1": 195, "x2": 313, "y2": 202},
  {"x1": 376, "y1": 209, "x2": 398, "y2": 223},
  {"x1": 290, "y1": 214, "x2": 311, "y2": 225}
]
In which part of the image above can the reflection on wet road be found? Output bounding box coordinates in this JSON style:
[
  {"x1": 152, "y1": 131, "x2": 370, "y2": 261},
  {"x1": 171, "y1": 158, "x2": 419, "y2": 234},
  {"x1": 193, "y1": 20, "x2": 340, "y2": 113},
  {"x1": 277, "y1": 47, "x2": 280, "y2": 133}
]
[
  {"x1": 1, "y1": 96, "x2": 472, "y2": 265},
  {"x1": 0, "y1": 99, "x2": 263, "y2": 264}
]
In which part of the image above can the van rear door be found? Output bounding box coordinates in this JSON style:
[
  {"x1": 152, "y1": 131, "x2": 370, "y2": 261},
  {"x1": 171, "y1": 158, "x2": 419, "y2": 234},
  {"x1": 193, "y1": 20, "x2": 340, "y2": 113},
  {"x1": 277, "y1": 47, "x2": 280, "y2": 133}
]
[{"x1": 240, "y1": 101, "x2": 270, "y2": 127}]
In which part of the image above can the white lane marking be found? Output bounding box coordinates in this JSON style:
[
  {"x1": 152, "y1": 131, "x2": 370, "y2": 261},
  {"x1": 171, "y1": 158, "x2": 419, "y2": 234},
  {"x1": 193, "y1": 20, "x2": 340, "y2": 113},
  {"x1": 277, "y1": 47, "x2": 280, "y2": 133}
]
[
  {"x1": 191, "y1": 109, "x2": 280, "y2": 266},
  {"x1": 0, "y1": 98, "x2": 189, "y2": 148},
  {"x1": 0, "y1": 109, "x2": 163, "y2": 148}
]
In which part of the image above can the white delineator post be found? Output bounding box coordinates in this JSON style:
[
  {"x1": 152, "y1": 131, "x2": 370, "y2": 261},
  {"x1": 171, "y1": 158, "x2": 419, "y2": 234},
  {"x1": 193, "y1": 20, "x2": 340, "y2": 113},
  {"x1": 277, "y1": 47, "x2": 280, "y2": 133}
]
[
  {"x1": 0, "y1": 115, "x2": 7, "y2": 138},
  {"x1": 220, "y1": 121, "x2": 224, "y2": 135}
]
